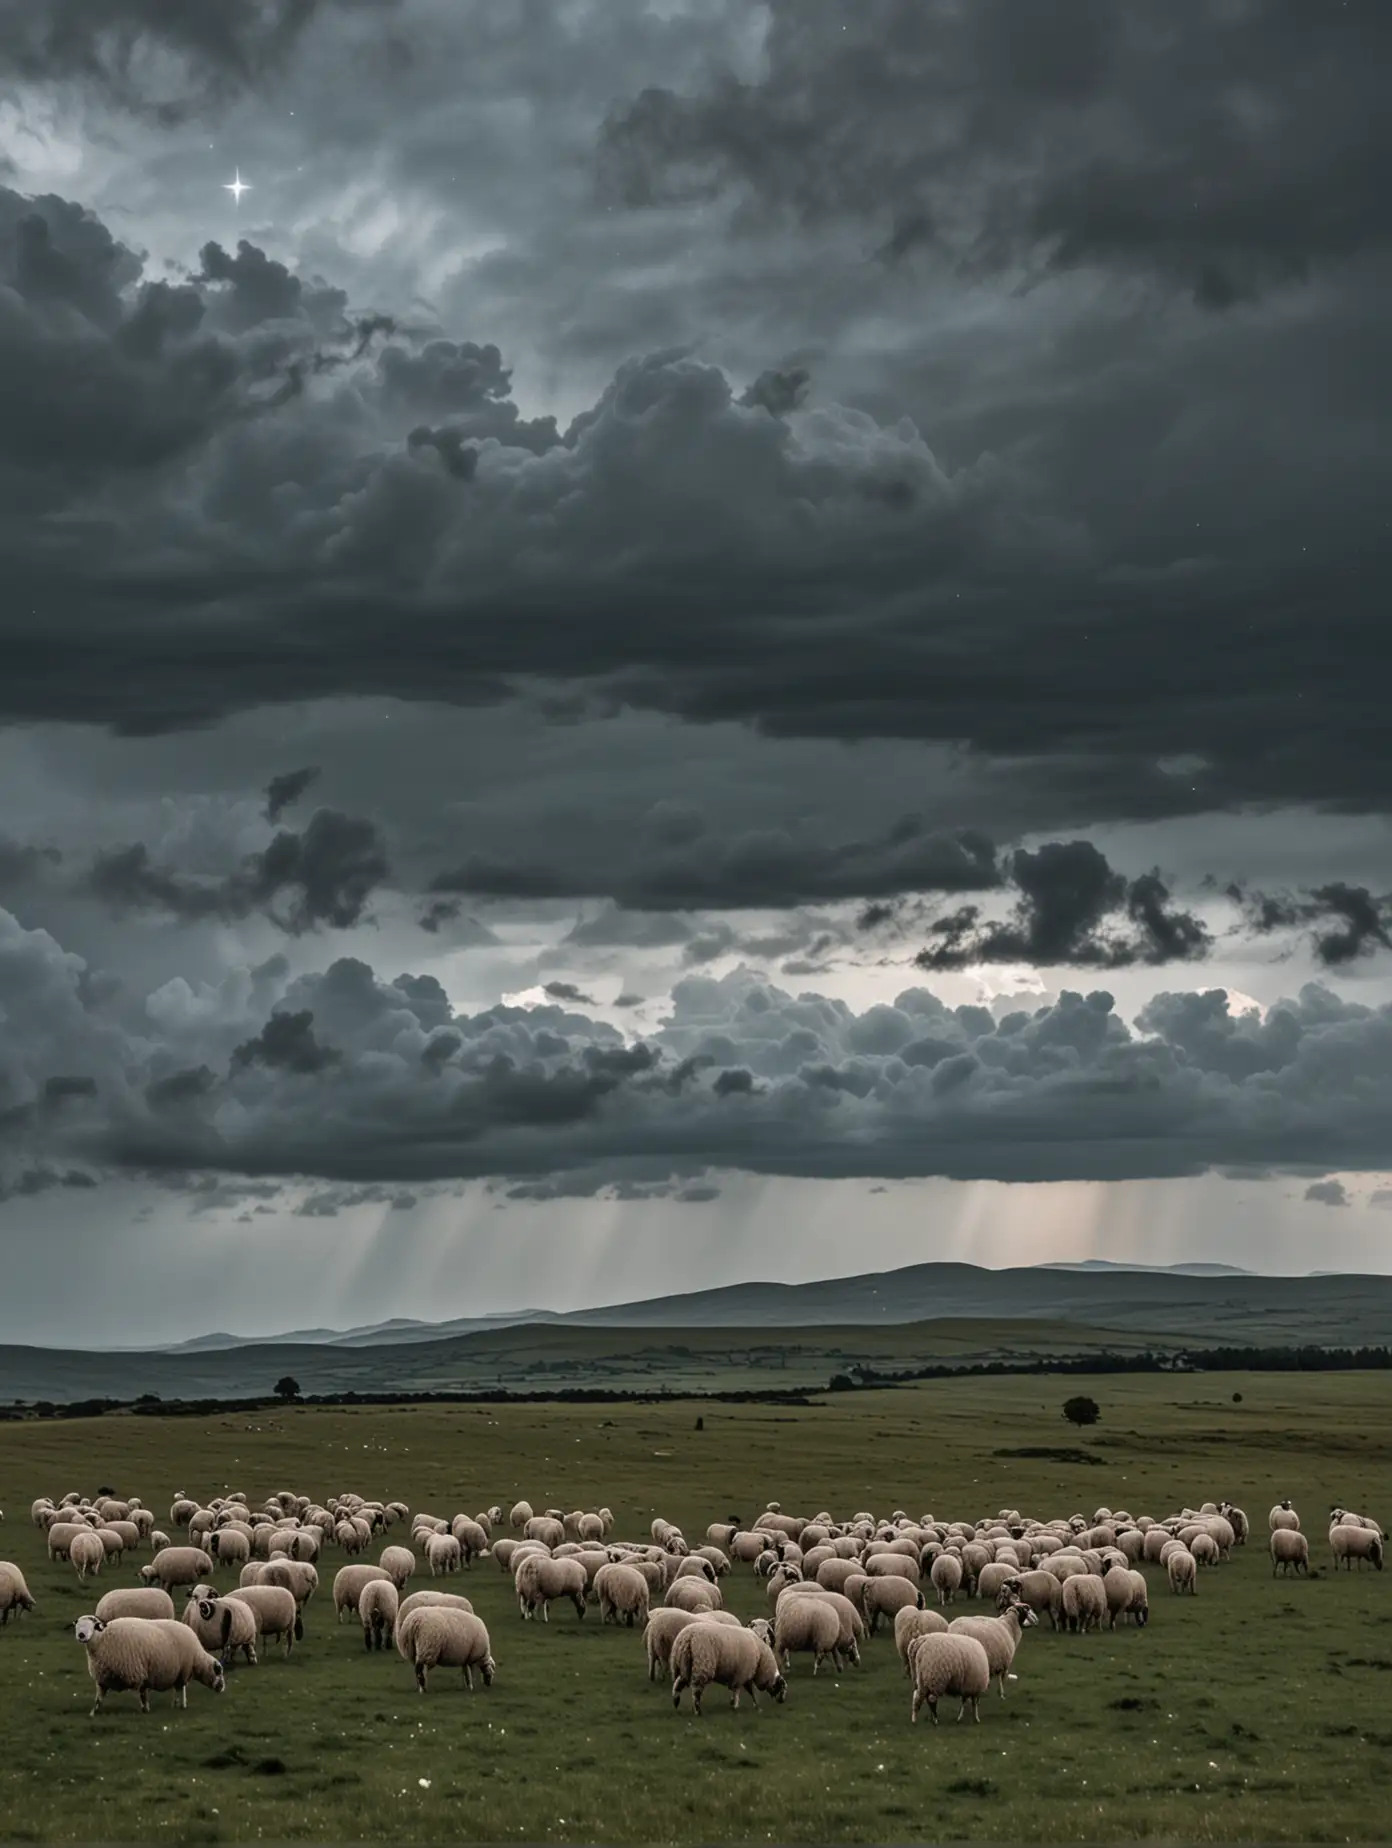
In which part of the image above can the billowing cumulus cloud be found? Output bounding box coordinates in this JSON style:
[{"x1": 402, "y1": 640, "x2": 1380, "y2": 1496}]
[{"x1": 6, "y1": 905, "x2": 1392, "y2": 1199}]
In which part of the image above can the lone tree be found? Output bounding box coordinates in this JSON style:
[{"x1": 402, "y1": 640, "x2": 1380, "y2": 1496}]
[
  {"x1": 273, "y1": 1375, "x2": 301, "y2": 1401},
  {"x1": 1062, "y1": 1394, "x2": 1101, "y2": 1428}
]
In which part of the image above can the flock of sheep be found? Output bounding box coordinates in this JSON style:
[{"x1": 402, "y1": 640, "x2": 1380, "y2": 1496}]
[{"x1": 0, "y1": 1488, "x2": 1382, "y2": 1725}]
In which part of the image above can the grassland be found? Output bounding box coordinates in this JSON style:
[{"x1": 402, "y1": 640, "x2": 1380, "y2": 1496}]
[{"x1": 1, "y1": 1369, "x2": 1390, "y2": 1843}]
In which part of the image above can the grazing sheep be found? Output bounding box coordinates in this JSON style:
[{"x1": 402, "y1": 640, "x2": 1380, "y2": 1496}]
[
  {"x1": 1330, "y1": 1524, "x2": 1385, "y2": 1571},
  {"x1": 141, "y1": 1547, "x2": 214, "y2": 1595},
  {"x1": 815, "y1": 1558, "x2": 865, "y2": 1595},
  {"x1": 670, "y1": 1623, "x2": 787, "y2": 1717},
  {"x1": 667, "y1": 1577, "x2": 722, "y2": 1614},
  {"x1": 183, "y1": 1595, "x2": 258, "y2": 1668},
  {"x1": 256, "y1": 1560, "x2": 318, "y2": 1607},
  {"x1": 974, "y1": 1562, "x2": 1020, "y2": 1603},
  {"x1": 524, "y1": 1516, "x2": 566, "y2": 1550},
  {"x1": 74, "y1": 1615, "x2": 225, "y2": 1715},
  {"x1": 378, "y1": 1545, "x2": 416, "y2": 1589},
  {"x1": 595, "y1": 1562, "x2": 651, "y2": 1628},
  {"x1": 1268, "y1": 1528, "x2": 1309, "y2": 1574},
  {"x1": 333, "y1": 1563, "x2": 392, "y2": 1621},
  {"x1": 0, "y1": 1563, "x2": 36, "y2": 1624},
  {"x1": 1190, "y1": 1533, "x2": 1220, "y2": 1568},
  {"x1": 777, "y1": 1586, "x2": 866, "y2": 1663},
  {"x1": 226, "y1": 1585, "x2": 302, "y2": 1657},
  {"x1": 1269, "y1": 1501, "x2": 1300, "y2": 1533},
  {"x1": 1005, "y1": 1569, "x2": 1064, "y2": 1631},
  {"x1": 908, "y1": 1632, "x2": 992, "y2": 1725},
  {"x1": 359, "y1": 1580, "x2": 400, "y2": 1650},
  {"x1": 771, "y1": 1594, "x2": 847, "y2": 1675},
  {"x1": 856, "y1": 1574, "x2": 925, "y2": 1632},
  {"x1": 398, "y1": 1590, "x2": 475, "y2": 1624},
  {"x1": 450, "y1": 1517, "x2": 489, "y2": 1566},
  {"x1": 1167, "y1": 1548, "x2": 1199, "y2": 1594},
  {"x1": 1061, "y1": 1574, "x2": 1108, "y2": 1633},
  {"x1": 930, "y1": 1554, "x2": 963, "y2": 1606},
  {"x1": 515, "y1": 1553, "x2": 588, "y2": 1622},
  {"x1": 893, "y1": 1604, "x2": 949, "y2": 1672},
  {"x1": 644, "y1": 1608, "x2": 742, "y2": 1680},
  {"x1": 948, "y1": 1596, "x2": 1038, "y2": 1696},
  {"x1": 92, "y1": 1586, "x2": 174, "y2": 1625},
  {"x1": 509, "y1": 1501, "x2": 533, "y2": 1531},
  {"x1": 69, "y1": 1530, "x2": 105, "y2": 1582},
  {"x1": 425, "y1": 1534, "x2": 462, "y2": 1577},
  {"x1": 863, "y1": 1553, "x2": 921, "y2": 1584},
  {"x1": 396, "y1": 1607, "x2": 496, "y2": 1692},
  {"x1": 1104, "y1": 1568, "x2": 1149, "y2": 1628}
]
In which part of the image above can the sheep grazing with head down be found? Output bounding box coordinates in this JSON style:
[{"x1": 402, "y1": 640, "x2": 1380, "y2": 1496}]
[
  {"x1": 183, "y1": 1595, "x2": 258, "y2": 1668},
  {"x1": 0, "y1": 1563, "x2": 36, "y2": 1625},
  {"x1": 74, "y1": 1615, "x2": 225, "y2": 1715},
  {"x1": 397, "y1": 1606, "x2": 496, "y2": 1693},
  {"x1": 359, "y1": 1579, "x2": 400, "y2": 1650},
  {"x1": 333, "y1": 1563, "x2": 392, "y2": 1621},
  {"x1": 1167, "y1": 1548, "x2": 1199, "y2": 1594},
  {"x1": 778, "y1": 1586, "x2": 865, "y2": 1665},
  {"x1": 644, "y1": 1608, "x2": 742, "y2": 1681},
  {"x1": 930, "y1": 1553, "x2": 963, "y2": 1606},
  {"x1": 225, "y1": 1585, "x2": 302, "y2": 1657},
  {"x1": 1330, "y1": 1524, "x2": 1385, "y2": 1572},
  {"x1": 907, "y1": 1631, "x2": 991, "y2": 1726},
  {"x1": 770, "y1": 1593, "x2": 847, "y2": 1676},
  {"x1": 1061, "y1": 1574, "x2": 1108, "y2": 1633},
  {"x1": 514, "y1": 1553, "x2": 587, "y2": 1622},
  {"x1": 669, "y1": 1622, "x2": 787, "y2": 1717},
  {"x1": 1269, "y1": 1529, "x2": 1309, "y2": 1576},
  {"x1": 595, "y1": 1562, "x2": 651, "y2": 1628},
  {"x1": 69, "y1": 1530, "x2": 105, "y2": 1583}
]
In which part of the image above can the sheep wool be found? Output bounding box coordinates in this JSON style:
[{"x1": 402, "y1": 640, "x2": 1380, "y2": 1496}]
[
  {"x1": 947, "y1": 1599, "x2": 1038, "y2": 1696},
  {"x1": 0, "y1": 1563, "x2": 36, "y2": 1625},
  {"x1": 1330, "y1": 1524, "x2": 1385, "y2": 1571},
  {"x1": 1061, "y1": 1574, "x2": 1109, "y2": 1633},
  {"x1": 141, "y1": 1547, "x2": 214, "y2": 1594},
  {"x1": 670, "y1": 1623, "x2": 787, "y2": 1717},
  {"x1": 333, "y1": 1564, "x2": 392, "y2": 1620},
  {"x1": 908, "y1": 1632, "x2": 992, "y2": 1725},
  {"x1": 1167, "y1": 1548, "x2": 1199, "y2": 1594},
  {"x1": 74, "y1": 1615, "x2": 225, "y2": 1715},
  {"x1": 227, "y1": 1585, "x2": 302, "y2": 1655},
  {"x1": 94, "y1": 1587, "x2": 174, "y2": 1624},
  {"x1": 893, "y1": 1604, "x2": 949, "y2": 1673},
  {"x1": 359, "y1": 1579, "x2": 400, "y2": 1650},
  {"x1": 397, "y1": 1607, "x2": 496, "y2": 1692},
  {"x1": 771, "y1": 1594, "x2": 846, "y2": 1675},
  {"x1": 595, "y1": 1562, "x2": 651, "y2": 1628},
  {"x1": 398, "y1": 1590, "x2": 476, "y2": 1623},
  {"x1": 514, "y1": 1553, "x2": 588, "y2": 1622},
  {"x1": 184, "y1": 1596, "x2": 258, "y2": 1667},
  {"x1": 1270, "y1": 1529, "x2": 1310, "y2": 1576}
]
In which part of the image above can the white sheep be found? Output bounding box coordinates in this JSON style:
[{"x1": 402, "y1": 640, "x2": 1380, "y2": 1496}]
[
  {"x1": 226, "y1": 1584, "x2": 302, "y2": 1656},
  {"x1": 94, "y1": 1587, "x2": 174, "y2": 1624},
  {"x1": 425, "y1": 1533, "x2": 462, "y2": 1577},
  {"x1": 69, "y1": 1530, "x2": 105, "y2": 1582},
  {"x1": 378, "y1": 1544, "x2": 417, "y2": 1589},
  {"x1": 770, "y1": 1593, "x2": 846, "y2": 1675},
  {"x1": 515, "y1": 1553, "x2": 588, "y2": 1622},
  {"x1": 334, "y1": 1564, "x2": 393, "y2": 1621},
  {"x1": 668, "y1": 1577, "x2": 723, "y2": 1614},
  {"x1": 74, "y1": 1615, "x2": 225, "y2": 1715},
  {"x1": 777, "y1": 1586, "x2": 866, "y2": 1663},
  {"x1": 359, "y1": 1579, "x2": 400, "y2": 1649},
  {"x1": 1061, "y1": 1574, "x2": 1108, "y2": 1633},
  {"x1": 398, "y1": 1590, "x2": 475, "y2": 1624},
  {"x1": 595, "y1": 1562, "x2": 651, "y2": 1627},
  {"x1": 509, "y1": 1500, "x2": 533, "y2": 1530},
  {"x1": 893, "y1": 1604, "x2": 949, "y2": 1673},
  {"x1": 1167, "y1": 1548, "x2": 1199, "y2": 1594},
  {"x1": 948, "y1": 1595, "x2": 1039, "y2": 1696},
  {"x1": 930, "y1": 1553, "x2": 963, "y2": 1605},
  {"x1": 1267, "y1": 1528, "x2": 1309, "y2": 1576},
  {"x1": 397, "y1": 1606, "x2": 496, "y2": 1692},
  {"x1": 141, "y1": 1546, "x2": 214, "y2": 1594},
  {"x1": 0, "y1": 1563, "x2": 36, "y2": 1625},
  {"x1": 184, "y1": 1595, "x2": 258, "y2": 1667},
  {"x1": 1268, "y1": 1501, "x2": 1300, "y2": 1533},
  {"x1": 908, "y1": 1632, "x2": 992, "y2": 1725},
  {"x1": 1101, "y1": 1566, "x2": 1149, "y2": 1629},
  {"x1": 670, "y1": 1622, "x2": 787, "y2": 1716},
  {"x1": 1330, "y1": 1524, "x2": 1385, "y2": 1571},
  {"x1": 644, "y1": 1608, "x2": 742, "y2": 1680}
]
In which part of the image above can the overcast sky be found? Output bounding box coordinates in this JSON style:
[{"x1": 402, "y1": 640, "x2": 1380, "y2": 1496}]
[{"x1": 2, "y1": 0, "x2": 1390, "y2": 1345}]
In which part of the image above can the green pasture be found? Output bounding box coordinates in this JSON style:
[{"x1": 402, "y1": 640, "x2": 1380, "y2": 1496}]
[{"x1": 0, "y1": 1369, "x2": 1388, "y2": 1843}]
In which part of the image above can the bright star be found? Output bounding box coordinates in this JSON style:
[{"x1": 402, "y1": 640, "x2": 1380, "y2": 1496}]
[{"x1": 224, "y1": 168, "x2": 251, "y2": 206}]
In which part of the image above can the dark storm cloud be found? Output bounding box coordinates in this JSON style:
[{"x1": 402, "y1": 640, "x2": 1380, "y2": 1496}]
[
  {"x1": 1227, "y1": 880, "x2": 1392, "y2": 968},
  {"x1": 1304, "y1": 1179, "x2": 1349, "y2": 1208},
  {"x1": 9, "y1": 904, "x2": 1392, "y2": 1194},
  {"x1": 264, "y1": 765, "x2": 320, "y2": 825},
  {"x1": 917, "y1": 841, "x2": 1210, "y2": 971},
  {"x1": 433, "y1": 818, "x2": 1000, "y2": 911},
  {"x1": 596, "y1": 0, "x2": 1392, "y2": 307},
  {"x1": 0, "y1": 182, "x2": 1388, "y2": 831},
  {"x1": 85, "y1": 808, "x2": 389, "y2": 933},
  {"x1": 0, "y1": 0, "x2": 396, "y2": 121}
]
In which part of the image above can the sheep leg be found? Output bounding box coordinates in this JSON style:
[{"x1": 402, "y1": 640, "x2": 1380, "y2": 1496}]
[
  {"x1": 415, "y1": 1665, "x2": 428, "y2": 1693},
  {"x1": 671, "y1": 1675, "x2": 686, "y2": 1710},
  {"x1": 542, "y1": 1600, "x2": 549, "y2": 1623},
  {"x1": 911, "y1": 1689, "x2": 921, "y2": 1723}
]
